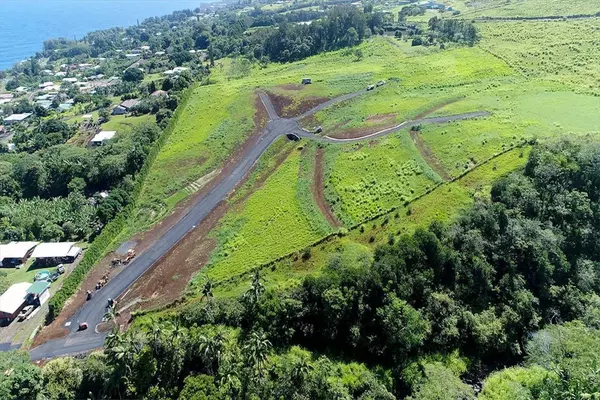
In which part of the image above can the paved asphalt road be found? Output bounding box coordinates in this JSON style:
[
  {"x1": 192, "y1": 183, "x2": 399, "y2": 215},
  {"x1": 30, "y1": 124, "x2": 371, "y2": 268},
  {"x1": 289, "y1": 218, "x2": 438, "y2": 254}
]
[{"x1": 29, "y1": 89, "x2": 488, "y2": 360}]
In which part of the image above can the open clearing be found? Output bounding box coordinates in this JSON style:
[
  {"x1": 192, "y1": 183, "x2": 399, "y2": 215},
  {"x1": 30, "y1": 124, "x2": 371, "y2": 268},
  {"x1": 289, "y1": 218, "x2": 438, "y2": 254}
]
[{"x1": 48, "y1": 19, "x2": 600, "y2": 319}]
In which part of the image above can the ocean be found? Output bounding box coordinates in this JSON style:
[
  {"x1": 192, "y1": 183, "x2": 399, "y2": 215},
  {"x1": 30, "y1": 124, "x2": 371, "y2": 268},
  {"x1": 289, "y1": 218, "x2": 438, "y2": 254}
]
[{"x1": 0, "y1": 0, "x2": 209, "y2": 70}]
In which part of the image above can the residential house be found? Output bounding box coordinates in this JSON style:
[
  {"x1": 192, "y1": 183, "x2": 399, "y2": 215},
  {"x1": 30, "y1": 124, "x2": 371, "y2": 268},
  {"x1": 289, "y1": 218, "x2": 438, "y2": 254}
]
[
  {"x1": 89, "y1": 130, "x2": 117, "y2": 146},
  {"x1": 3, "y1": 113, "x2": 32, "y2": 126}
]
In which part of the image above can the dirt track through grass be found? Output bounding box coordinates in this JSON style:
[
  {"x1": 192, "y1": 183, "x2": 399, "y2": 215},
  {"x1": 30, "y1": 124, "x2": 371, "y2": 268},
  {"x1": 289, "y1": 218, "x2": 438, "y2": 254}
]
[
  {"x1": 410, "y1": 130, "x2": 451, "y2": 181},
  {"x1": 313, "y1": 148, "x2": 341, "y2": 228}
]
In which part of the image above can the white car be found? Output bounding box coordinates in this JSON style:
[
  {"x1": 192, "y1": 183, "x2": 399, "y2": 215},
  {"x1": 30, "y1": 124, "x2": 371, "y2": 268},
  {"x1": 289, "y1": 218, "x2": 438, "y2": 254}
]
[{"x1": 18, "y1": 305, "x2": 34, "y2": 321}]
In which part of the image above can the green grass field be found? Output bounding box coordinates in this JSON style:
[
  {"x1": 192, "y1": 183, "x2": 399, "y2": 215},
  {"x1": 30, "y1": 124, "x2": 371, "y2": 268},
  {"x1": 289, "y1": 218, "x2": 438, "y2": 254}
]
[
  {"x1": 324, "y1": 133, "x2": 441, "y2": 225},
  {"x1": 477, "y1": 19, "x2": 600, "y2": 92},
  {"x1": 211, "y1": 147, "x2": 531, "y2": 297},
  {"x1": 458, "y1": 0, "x2": 600, "y2": 18},
  {"x1": 306, "y1": 42, "x2": 515, "y2": 134},
  {"x1": 196, "y1": 149, "x2": 333, "y2": 284},
  {"x1": 109, "y1": 27, "x2": 597, "y2": 304}
]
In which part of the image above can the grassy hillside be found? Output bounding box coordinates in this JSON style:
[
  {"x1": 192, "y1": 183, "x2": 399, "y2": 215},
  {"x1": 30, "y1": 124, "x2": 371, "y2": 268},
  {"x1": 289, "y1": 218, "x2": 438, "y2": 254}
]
[
  {"x1": 125, "y1": 30, "x2": 597, "y2": 303},
  {"x1": 458, "y1": 0, "x2": 600, "y2": 18}
]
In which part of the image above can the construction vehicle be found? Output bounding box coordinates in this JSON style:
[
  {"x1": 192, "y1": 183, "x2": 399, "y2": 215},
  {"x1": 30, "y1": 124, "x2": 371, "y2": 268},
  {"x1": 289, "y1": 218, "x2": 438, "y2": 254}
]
[
  {"x1": 95, "y1": 272, "x2": 110, "y2": 290},
  {"x1": 122, "y1": 249, "x2": 136, "y2": 265}
]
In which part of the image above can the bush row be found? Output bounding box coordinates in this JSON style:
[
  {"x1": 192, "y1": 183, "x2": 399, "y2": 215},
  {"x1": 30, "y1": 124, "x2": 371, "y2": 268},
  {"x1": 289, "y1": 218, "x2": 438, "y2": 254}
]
[{"x1": 47, "y1": 85, "x2": 197, "y2": 321}]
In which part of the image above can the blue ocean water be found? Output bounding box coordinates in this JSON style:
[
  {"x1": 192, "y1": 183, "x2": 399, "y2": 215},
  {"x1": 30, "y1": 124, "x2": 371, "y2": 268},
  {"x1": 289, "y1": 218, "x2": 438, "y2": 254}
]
[{"x1": 0, "y1": 0, "x2": 207, "y2": 70}]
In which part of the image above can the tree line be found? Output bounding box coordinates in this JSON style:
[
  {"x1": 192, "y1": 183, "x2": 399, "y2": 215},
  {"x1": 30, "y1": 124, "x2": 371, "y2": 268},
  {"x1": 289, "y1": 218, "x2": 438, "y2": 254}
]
[{"x1": 1, "y1": 141, "x2": 599, "y2": 399}]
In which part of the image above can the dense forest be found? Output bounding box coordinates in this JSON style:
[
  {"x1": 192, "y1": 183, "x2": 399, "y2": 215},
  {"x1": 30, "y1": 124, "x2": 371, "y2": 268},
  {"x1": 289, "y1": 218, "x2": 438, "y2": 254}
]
[
  {"x1": 1, "y1": 140, "x2": 597, "y2": 399},
  {"x1": 0, "y1": 122, "x2": 160, "y2": 242}
]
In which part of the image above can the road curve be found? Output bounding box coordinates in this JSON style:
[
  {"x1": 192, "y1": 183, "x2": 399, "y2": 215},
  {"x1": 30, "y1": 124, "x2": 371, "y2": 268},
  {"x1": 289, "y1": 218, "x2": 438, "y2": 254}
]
[
  {"x1": 298, "y1": 111, "x2": 490, "y2": 143},
  {"x1": 28, "y1": 89, "x2": 488, "y2": 360}
]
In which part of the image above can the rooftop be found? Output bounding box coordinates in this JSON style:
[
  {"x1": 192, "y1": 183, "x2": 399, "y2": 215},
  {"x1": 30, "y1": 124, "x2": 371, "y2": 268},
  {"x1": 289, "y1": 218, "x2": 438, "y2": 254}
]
[
  {"x1": 4, "y1": 113, "x2": 32, "y2": 122},
  {"x1": 90, "y1": 130, "x2": 117, "y2": 143},
  {"x1": 27, "y1": 281, "x2": 50, "y2": 296},
  {"x1": 0, "y1": 283, "x2": 31, "y2": 315},
  {"x1": 120, "y1": 99, "x2": 140, "y2": 109},
  {"x1": 0, "y1": 241, "x2": 39, "y2": 260},
  {"x1": 31, "y1": 242, "x2": 76, "y2": 259}
]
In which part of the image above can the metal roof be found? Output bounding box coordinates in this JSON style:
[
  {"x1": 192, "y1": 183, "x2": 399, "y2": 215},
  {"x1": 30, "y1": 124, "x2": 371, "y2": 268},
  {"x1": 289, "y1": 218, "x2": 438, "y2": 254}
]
[
  {"x1": 27, "y1": 281, "x2": 50, "y2": 296},
  {"x1": 31, "y1": 242, "x2": 76, "y2": 259},
  {"x1": 90, "y1": 131, "x2": 116, "y2": 143},
  {"x1": 0, "y1": 283, "x2": 31, "y2": 315},
  {"x1": 0, "y1": 242, "x2": 39, "y2": 260}
]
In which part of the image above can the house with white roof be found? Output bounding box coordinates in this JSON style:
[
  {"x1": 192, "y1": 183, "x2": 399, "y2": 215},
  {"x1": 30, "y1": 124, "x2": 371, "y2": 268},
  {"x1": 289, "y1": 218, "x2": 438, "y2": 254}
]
[
  {"x1": 0, "y1": 241, "x2": 39, "y2": 266},
  {"x1": 31, "y1": 242, "x2": 82, "y2": 265},
  {"x1": 0, "y1": 282, "x2": 32, "y2": 321},
  {"x1": 89, "y1": 130, "x2": 117, "y2": 146},
  {"x1": 4, "y1": 113, "x2": 32, "y2": 126}
]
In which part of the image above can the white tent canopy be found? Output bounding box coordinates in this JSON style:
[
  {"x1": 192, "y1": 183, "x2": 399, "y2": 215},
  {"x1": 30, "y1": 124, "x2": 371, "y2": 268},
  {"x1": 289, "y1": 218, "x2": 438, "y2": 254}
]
[
  {"x1": 0, "y1": 282, "x2": 31, "y2": 316},
  {"x1": 31, "y1": 242, "x2": 77, "y2": 259},
  {"x1": 0, "y1": 241, "x2": 39, "y2": 260}
]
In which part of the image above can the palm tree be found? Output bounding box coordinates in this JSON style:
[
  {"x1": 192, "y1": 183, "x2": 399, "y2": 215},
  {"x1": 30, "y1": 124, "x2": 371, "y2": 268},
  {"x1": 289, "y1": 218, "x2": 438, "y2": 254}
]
[
  {"x1": 218, "y1": 353, "x2": 242, "y2": 399},
  {"x1": 243, "y1": 269, "x2": 265, "y2": 305},
  {"x1": 170, "y1": 319, "x2": 183, "y2": 343},
  {"x1": 198, "y1": 331, "x2": 224, "y2": 375},
  {"x1": 243, "y1": 331, "x2": 272, "y2": 377},
  {"x1": 201, "y1": 277, "x2": 214, "y2": 302}
]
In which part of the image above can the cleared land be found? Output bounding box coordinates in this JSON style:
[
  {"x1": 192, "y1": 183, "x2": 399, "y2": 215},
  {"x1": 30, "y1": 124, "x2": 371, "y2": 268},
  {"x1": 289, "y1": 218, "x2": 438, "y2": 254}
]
[{"x1": 43, "y1": 17, "x2": 600, "y2": 326}]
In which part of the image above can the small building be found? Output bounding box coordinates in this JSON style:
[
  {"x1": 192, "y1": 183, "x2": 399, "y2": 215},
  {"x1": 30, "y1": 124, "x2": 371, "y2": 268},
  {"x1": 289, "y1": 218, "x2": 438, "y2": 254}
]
[
  {"x1": 0, "y1": 126, "x2": 5, "y2": 135},
  {"x1": 31, "y1": 242, "x2": 82, "y2": 266},
  {"x1": 151, "y1": 90, "x2": 168, "y2": 97},
  {"x1": 0, "y1": 282, "x2": 31, "y2": 322},
  {"x1": 112, "y1": 99, "x2": 140, "y2": 115},
  {"x1": 0, "y1": 241, "x2": 39, "y2": 267},
  {"x1": 27, "y1": 281, "x2": 51, "y2": 307},
  {"x1": 0, "y1": 93, "x2": 14, "y2": 100},
  {"x1": 58, "y1": 103, "x2": 73, "y2": 112},
  {"x1": 38, "y1": 81, "x2": 54, "y2": 89},
  {"x1": 89, "y1": 130, "x2": 117, "y2": 146},
  {"x1": 36, "y1": 100, "x2": 53, "y2": 110},
  {"x1": 62, "y1": 77, "x2": 79, "y2": 84},
  {"x1": 301, "y1": 78, "x2": 312, "y2": 85},
  {"x1": 3, "y1": 113, "x2": 32, "y2": 126},
  {"x1": 112, "y1": 105, "x2": 127, "y2": 115}
]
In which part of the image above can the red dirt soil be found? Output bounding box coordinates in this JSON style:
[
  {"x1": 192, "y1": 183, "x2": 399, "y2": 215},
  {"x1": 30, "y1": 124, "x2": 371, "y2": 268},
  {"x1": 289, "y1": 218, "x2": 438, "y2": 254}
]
[
  {"x1": 366, "y1": 113, "x2": 396, "y2": 124},
  {"x1": 410, "y1": 129, "x2": 451, "y2": 181},
  {"x1": 119, "y1": 143, "x2": 295, "y2": 315},
  {"x1": 266, "y1": 91, "x2": 329, "y2": 118},
  {"x1": 33, "y1": 94, "x2": 271, "y2": 346},
  {"x1": 312, "y1": 148, "x2": 341, "y2": 227}
]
